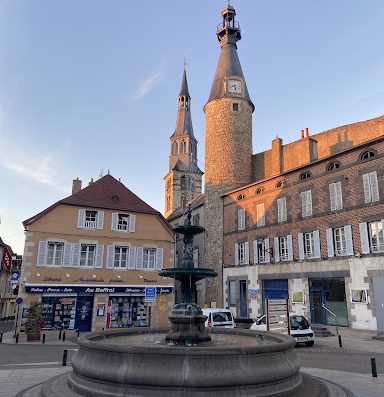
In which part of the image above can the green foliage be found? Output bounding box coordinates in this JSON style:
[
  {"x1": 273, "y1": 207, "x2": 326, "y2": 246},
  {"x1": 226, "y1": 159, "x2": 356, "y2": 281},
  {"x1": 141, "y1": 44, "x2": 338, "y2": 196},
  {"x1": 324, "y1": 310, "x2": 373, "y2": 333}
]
[{"x1": 25, "y1": 303, "x2": 44, "y2": 334}]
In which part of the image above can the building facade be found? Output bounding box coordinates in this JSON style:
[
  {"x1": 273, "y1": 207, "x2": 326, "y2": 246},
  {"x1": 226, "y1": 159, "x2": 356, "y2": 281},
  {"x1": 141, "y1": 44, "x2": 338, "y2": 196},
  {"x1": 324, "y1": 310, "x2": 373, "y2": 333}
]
[
  {"x1": 223, "y1": 134, "x2": 384, "y2": 332},
  {"x1": 19, "y1": 175, "x2": 175, "y2": 332}
]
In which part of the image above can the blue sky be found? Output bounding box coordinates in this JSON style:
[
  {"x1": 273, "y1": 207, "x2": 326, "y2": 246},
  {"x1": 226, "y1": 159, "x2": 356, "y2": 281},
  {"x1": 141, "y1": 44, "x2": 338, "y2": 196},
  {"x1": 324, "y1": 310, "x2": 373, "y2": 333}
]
[{"x1": 0, "y1": 0, "x2": 383, "y2": 253}]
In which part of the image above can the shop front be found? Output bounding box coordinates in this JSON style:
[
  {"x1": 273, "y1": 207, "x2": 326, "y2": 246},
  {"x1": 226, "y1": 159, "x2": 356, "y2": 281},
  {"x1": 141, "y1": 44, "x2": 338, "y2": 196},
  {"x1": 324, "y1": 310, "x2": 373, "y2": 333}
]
[{"x1": 25, "y1": 284, "x2": 173, "y2": 332}]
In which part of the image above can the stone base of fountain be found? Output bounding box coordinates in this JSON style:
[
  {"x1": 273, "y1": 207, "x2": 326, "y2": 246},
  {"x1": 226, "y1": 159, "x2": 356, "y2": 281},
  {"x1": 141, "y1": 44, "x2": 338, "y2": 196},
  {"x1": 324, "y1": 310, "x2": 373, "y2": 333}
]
[{"x1": 18, "y1": 328, "x2": 354, "y2": 397}]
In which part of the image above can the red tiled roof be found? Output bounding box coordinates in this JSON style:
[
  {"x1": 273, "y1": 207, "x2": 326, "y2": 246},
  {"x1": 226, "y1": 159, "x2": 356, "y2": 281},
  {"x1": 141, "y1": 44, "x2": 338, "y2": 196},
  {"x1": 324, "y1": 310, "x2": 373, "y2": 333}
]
[{"x1": 23, "y1": 174, "x2": 163, "y2": 226}]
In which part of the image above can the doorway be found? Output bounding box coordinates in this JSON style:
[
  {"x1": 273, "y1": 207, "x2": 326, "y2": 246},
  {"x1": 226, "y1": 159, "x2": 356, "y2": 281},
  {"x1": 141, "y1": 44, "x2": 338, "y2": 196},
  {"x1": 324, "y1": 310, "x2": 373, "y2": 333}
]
[
  {"x1": 75, "y1": 295, "x2": 94, "y2": 332},
  {"x1": 239, "y1": 280, "x2": 248, "y2": 318}
]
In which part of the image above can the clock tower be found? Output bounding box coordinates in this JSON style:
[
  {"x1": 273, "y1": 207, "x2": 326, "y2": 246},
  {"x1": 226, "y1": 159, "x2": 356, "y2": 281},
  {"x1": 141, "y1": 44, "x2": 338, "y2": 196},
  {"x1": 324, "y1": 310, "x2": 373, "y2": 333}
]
[
  {"x1": 204, "y1": 2, "x2": 254, "y2": 306},
  {"x1": 164, "y1": 66, "x2": 203, "y2": 219}
]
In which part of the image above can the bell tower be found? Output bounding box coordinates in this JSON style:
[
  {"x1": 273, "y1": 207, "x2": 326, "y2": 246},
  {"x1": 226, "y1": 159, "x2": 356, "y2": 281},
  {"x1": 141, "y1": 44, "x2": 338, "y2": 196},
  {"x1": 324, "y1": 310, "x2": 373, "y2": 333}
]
[
  {"x1": 164, "y1": 65, "x2": 203, "y2": 219},
  {"x1": 203, "y1": 2, "x2": 254, "y2": 306}
]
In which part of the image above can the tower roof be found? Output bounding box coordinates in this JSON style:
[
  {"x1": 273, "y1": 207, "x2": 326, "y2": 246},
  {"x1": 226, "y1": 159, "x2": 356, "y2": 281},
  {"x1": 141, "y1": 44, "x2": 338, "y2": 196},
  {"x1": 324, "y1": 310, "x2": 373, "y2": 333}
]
[
  {"x1": 179, "y1": 67, "x2": 190, "y2": 98},
  {"x1": 207, "y1": 3, "x2": 253, "y2": 107}
]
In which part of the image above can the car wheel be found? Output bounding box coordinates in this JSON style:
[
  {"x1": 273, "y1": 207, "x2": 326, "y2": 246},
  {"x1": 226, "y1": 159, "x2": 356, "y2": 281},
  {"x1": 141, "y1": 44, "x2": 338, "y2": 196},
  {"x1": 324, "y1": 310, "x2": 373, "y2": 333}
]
[{"x1": 305, "y1": 341, "x2": 314, "y2": 347}]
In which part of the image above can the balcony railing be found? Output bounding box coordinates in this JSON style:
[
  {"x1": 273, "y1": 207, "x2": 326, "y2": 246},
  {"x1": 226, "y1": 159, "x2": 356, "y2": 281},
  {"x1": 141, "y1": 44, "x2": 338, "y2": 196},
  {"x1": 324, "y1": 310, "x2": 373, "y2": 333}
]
[
  {"x1": 217, "y1": 21, "x2": 240, "y2": 33},
  {"x1": 85, "y1": 220, "x2": 97, "y2": 229}
]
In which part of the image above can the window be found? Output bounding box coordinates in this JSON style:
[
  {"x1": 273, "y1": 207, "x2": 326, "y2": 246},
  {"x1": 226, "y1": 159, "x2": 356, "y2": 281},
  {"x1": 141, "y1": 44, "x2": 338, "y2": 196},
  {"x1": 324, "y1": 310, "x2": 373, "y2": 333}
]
[
  {"x1": 256, "y1": 203, "x2": 265, "y2": 227},
  {"x1": 143, "y1": 248, "x2": 156, "y2": 269},
  {"x1": 253, "y1": 238, "x2": 270, "y2": 264},
  {"x1": 232, "y1": 103, "x2": 239, "y2": 111},
  {"x1": 237, "y1": 193, "x2": 245, "y2": 200},
  {"x1": 180, "y1": 140, "x2": 186, "y2": 154},
  {"x1": 77, "y1": 209, "x2": 104, "y2": 230},
  {"x1": 304, "y1": 232, "x2": 315, "y2": 259},
  {"x1": 368, "y1": 221, "x2": 384, "y2": 253},
  {"x1": 360, "y1": 150, "x2": 376, "y2": 161},
  {"x1": 300, "y1": 190, "x2": 312, "y2": 217},
  {"x1": 80, "y1": 244, "x2": 96, "y2": 267},
  {"x1": 85, "y1": 211, "x2": 97, "y2": 229},
  {"x1": 276, "y1": 180, "x2": 285, "y2": 188},
  {"x1": 298, "y1": 231, "x2": 320, "y2": 260},
  {"x1": 118, "y1": 214, "x2": 130, "y2": 231},
  {"x1": 235, "y1": 242, "x2": 249, "y2": 265},
  {"x1": 46, "y1": 242, "x2": 64, "y2": 266},
  {"x1": 192, "y1": 213, "x2": 200, "y2": 226},
  {"x1": 228, "y1": 280, "x2": 236, "y2": 305},
  {"x1": 111, "y1": 212, "x2": 136, "y2": 232},
  {"x1": 193, "y1": 248, "x2": 199, "y2": 268},
  {"x1": 277, "y1": 197, "x2": 287, "y2": 223},
  {"x1": 114, "y1": 246, "x2": 129, "y2": 268},
  {"x1": 334, "y1": 228, "x2": 347, "y2": 256},
  {"x1": 274, "y1": 235, "x2": 293, "y2": 263},
  {"x1": 327, "y1": 162, "x2": 340, "y2": 172},
  {"x1": 326, "y1": 226, "x2": 353, "y2": 257},
  {"x1": 362, "y1": 172, "x2": 379, "y2": 203},
  {"x1": 300, "y1": 171, "x2": 311, "y2": 180},
  {"x1": 238, "y1": 208, "x2": 245, "y2": 230},
  {"x1": 329, "y1": 181, "x2": 343, "y2": 211},
  {"x1": 256, "y1": 187, "x2": 264, "y2": 195},
  {"x1": 172, "y1": 141, "x2": 178, "y2": 155},
  {"x1": 279, "y1": 236, "x2": 289, "y2": 261}
]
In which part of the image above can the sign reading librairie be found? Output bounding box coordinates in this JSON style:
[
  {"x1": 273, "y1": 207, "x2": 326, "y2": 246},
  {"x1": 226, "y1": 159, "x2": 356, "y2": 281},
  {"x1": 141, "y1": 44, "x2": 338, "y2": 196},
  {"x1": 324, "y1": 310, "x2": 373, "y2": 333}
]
[{"x1": 266, "y1": 299, "x2": 290, "y2": 335}]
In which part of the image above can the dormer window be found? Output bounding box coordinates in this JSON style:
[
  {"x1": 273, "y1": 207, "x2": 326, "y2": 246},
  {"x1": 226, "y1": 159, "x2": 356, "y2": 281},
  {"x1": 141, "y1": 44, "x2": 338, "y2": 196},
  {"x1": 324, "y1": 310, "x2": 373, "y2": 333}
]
[
  {"x1": 111, "y1": 212, "x2": 136, "y2": 232},
  {"x1": 327, "y1": 162, "x2": 340, "y2": 172},
  {"x1": 77, "y1": 209, "x2": 104, "y2": 230},
  {"x1": 85, "y1": 211, "x2": 97, "y2": 228},
  {"x1": 300, "y1": 171, "x2": 311, "y2": 180},
  {"x1": 360, "y1": 150, "x2": 376, "y2": 161}
]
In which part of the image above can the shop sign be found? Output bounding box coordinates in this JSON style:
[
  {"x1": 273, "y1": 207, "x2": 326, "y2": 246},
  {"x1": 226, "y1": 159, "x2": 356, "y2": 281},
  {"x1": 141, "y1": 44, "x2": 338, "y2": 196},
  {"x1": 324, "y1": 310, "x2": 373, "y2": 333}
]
[
  {"x1": 97, "y1": 303, "x2": 106, "y2": 316},
  {"x1": 145, "y1": 287, "x2": 156, "y2": 302},
  {"x1": 266, "y1": 299, "x2": 290, "y2": 335},
  {"x1": 11, "y1": 270, "x2": 20, "y2": 289},
  {"x1": 25, "y1": 285, "x2": 174, "y2": 294},
  {"x1": 1, "y1": 247, "x2": 12, "y2": 272}
]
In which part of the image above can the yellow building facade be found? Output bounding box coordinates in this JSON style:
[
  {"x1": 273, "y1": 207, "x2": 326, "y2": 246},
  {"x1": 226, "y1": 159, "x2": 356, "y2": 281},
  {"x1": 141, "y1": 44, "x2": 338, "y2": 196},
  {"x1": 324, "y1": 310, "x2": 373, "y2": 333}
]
[{"x1": 18, "y1": 175, "x2": 175, "y2": 332}]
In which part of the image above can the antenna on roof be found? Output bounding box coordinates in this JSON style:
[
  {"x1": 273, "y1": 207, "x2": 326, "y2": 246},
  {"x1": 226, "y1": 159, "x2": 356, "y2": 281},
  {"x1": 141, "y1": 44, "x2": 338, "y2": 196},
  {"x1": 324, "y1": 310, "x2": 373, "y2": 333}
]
[
  {"x1": 99, "y1": 169, "x2": 104, "y2": 178},
  {"x1": 107, "y1": 169, "x2": 110, "y2": 175}
]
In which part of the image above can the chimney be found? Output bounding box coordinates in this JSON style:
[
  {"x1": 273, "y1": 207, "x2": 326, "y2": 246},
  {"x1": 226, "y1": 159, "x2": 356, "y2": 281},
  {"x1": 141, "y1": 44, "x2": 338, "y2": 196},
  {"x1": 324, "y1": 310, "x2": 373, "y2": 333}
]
[
  {"x1": 72, "y1": 178, "x2": 82, "y2": 195},
  {"x1": 305, "y1": 127, "x2": 309, "y2": 137},
  {"x1": 301, "y1": 130, "x2": 305, "y2": 139},
  {"x1": 88, "y1": 178, "x2": 94, "y2": 186}
]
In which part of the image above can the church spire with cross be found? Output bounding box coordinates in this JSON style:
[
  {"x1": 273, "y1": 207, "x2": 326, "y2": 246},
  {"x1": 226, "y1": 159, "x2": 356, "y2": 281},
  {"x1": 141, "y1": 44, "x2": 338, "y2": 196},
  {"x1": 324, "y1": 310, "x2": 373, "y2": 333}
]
[{"x1": 164, "y1": 63, "x2": 203, "y2": 219}]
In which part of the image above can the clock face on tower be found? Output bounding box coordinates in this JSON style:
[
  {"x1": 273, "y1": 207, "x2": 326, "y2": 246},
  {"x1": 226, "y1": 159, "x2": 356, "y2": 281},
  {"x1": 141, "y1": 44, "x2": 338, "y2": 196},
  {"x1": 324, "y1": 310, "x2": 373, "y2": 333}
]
[{"x1": 227, "y1": 79, "x2": 242, "y2": 94}]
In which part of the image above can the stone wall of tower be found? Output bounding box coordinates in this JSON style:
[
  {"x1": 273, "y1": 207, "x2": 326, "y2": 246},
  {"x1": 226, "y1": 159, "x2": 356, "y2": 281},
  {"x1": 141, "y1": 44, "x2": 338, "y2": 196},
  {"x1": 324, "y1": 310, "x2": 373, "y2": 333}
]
[{"x1": 204, "y1": 97, "x2": 253, "y2": 306}]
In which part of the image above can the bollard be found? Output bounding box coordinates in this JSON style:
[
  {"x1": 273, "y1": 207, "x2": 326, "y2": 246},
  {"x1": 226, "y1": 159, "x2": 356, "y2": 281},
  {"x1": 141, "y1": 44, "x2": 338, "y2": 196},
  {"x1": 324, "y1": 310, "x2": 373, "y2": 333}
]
[
  {"x1": 62, "y1": 331, "x2": 66, "y2": 342},
  {"x1": 338, "y1": 334, "x2": 342, "y2": 348},
  {"x1": 77, "y1": 329, "x2": 80, "y2": 337},
  {"x1": 15, "y1": 334, "x2": 19, "y2": 344},
  {"x1": 371, "y1": 358, "x2": 377, "y2": 378},
  {"x1": 62, "y1": 349, "x2": 68, "y2": 366},
  {"x1": 59, "y1": 329, "x2": 62, "y2": 340},
  {"x1": 102, "y1": 327, "x2": 105, "y2": 331},
  {"x1": 42, "y1": 334, "x2": 46, "y2": 344},
  {"x1": 0, "y1": 333, "x2": 3, "y2": 343}
]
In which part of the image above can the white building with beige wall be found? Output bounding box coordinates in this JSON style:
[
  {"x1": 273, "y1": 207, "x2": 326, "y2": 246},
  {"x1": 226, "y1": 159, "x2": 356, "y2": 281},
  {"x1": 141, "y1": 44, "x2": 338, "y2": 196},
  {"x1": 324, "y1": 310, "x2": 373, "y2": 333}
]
[{"x1": 19, "y1": 174, "x2": 175, "y2": 332}]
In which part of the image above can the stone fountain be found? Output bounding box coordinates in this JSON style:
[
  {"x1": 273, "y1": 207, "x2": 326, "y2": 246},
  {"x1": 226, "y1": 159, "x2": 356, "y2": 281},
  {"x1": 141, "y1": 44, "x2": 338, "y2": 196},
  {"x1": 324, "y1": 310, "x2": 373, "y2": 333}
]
[{"x1": 19, "y1": 208, "x2": 354, "y2": 397}]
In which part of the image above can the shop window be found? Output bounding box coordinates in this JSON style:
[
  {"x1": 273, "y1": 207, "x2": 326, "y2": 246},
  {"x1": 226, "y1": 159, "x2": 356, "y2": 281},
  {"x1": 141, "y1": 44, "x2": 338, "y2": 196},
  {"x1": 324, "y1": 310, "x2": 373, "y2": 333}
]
[
  {"x1": 46, "y1": 242, "x2": 64, "y2": 266},
  {"x1": 108, "y1": 296, "x2": 150, "y2": 328},
  {"x1": 80, "y1": 244, "x2": 96, "y2": 267}
]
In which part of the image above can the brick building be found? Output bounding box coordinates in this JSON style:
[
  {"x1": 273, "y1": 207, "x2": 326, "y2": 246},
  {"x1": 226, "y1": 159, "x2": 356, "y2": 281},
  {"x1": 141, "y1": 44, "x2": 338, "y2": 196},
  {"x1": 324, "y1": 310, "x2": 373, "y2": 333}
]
[
  {"x1": 164, "y1": 3, "x2": 384, "y2": 331},
  {"x1": 19, "y1": 174, "x2": 175, "y2": 332}
]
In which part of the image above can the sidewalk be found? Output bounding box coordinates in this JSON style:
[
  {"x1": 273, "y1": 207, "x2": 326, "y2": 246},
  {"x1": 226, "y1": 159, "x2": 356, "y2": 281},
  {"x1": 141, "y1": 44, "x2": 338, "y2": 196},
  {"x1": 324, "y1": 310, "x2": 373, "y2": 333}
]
[
  {"x1": 315, "y1": 334, "x2": 384, "y2": 354},
  {"x1": 1, "y1": 330, "x2": 78, "y2": 345}
]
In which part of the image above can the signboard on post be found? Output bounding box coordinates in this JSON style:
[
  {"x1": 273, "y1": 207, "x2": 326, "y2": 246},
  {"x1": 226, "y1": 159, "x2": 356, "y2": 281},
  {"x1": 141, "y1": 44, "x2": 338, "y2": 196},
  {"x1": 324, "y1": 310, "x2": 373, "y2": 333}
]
[
  {"x1": 145, "y1": 287, "x2": 156, "y2": 303},
  {"x1": 266, "y1": 299, "x2": 290, "y2": 335}
]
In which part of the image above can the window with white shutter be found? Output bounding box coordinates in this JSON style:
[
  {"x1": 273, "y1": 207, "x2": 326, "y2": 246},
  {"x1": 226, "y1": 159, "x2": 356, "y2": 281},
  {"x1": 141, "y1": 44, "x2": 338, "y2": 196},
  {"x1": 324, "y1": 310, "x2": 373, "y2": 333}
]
[
  {"x1": 62, "y1": 243, "x2": 73, "y2": 267},
  {"x1": 329, "y1": 182, "x2": 343, "y2": 211},
  {"x1": 237, "y1": 242, "x2": 249, "y2": 265},
  {"x1": 367, "y1": 220, "x2": 384, "y2": 253},
  {"x1": 77, "y1": 209, "x2": 85, "y2": 228},
  {"x1": 46, "y1": 242, "x2": 64, "y2": 266},
  {"x1": 238, "y1": 208, "x2": 246, "y2": 231},
  {"x1": 301, "y1": 231, "x2": 319, "y2": 259},
  {"x1": 256, "y1": 204, "x2": 265, "y2": 227},
  {"x1": 95, "y1": 245, "x2": 104, "y2": 268},
  {"x1": 71, "y1": 243, "x2": 80, "y2": 267},
  {"x1": 253, "y1": 240, "x2": 258, "y2": 264},
  {"x1": 301, "y1": 190, "x2": 312, "y2": 217},
  {"x1": 80, "y1": 244, "x2": 96, "y2": 267},
  {"x1": 363, "y1": 172, "x2": 380, "y2": 203},
  {"x1": 129, "y1": 214, "x2": 136, "y2": 232},
  {"x1": 37, "y1": 241, "x2": 48, "y2": 266},
  {"x1": 359, "y1": 223, "x2": 370, "y2": 255},
  {"x1": 97, "y1": 211, "x2": 104, "y2": 229},
  {"x1": 106, "y1": 245, "x2": 115, "y2": 269},
  {"x1": 277, "y1": 197, "x2": 287, "y2": 223},
  {"x1": 156, "y1": 248, "x2": 164, "y2": 270}
]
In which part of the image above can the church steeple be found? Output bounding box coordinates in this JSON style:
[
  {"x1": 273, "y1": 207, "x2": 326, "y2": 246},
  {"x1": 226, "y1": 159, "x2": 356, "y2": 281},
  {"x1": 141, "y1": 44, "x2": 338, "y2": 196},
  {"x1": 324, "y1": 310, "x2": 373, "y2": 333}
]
[{"x1": 164, "y1": 65, "x2": 203, "y2": 219}]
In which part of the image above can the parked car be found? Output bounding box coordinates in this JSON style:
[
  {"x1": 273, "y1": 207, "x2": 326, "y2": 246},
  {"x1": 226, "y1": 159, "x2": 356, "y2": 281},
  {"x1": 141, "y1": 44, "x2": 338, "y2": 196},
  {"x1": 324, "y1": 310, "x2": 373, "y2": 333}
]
[
  {"x1": 202, "y1": 308, "x2": 236, "y2": 329},
  {"x1": 250, "y1": 314, "x2": 315, "y2": 347}
]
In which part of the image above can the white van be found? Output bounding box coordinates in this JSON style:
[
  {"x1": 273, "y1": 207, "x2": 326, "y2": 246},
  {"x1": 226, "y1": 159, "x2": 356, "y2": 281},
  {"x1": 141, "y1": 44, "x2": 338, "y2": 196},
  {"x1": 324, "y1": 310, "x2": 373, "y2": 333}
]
[{"x1": 202, "y1": 308, "x2": 236, "y2": 329}]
